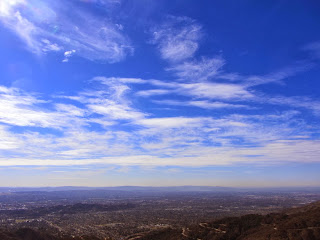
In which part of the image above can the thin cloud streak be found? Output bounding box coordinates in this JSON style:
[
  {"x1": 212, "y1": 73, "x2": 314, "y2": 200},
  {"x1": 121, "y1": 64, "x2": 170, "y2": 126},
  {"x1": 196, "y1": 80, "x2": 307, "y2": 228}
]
[
  {"x1": 153, "y1": 99, "x2": 251, "y2": 109},
  {"x1": 0, "y1": 0, "x2": 133, "y2": 62}
]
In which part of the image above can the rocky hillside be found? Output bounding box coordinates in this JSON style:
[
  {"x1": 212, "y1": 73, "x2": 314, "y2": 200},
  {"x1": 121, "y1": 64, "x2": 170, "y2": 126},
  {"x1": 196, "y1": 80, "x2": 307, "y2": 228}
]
[{"x1": 132, "y1": 201, "x2": 320, "y2": 240}]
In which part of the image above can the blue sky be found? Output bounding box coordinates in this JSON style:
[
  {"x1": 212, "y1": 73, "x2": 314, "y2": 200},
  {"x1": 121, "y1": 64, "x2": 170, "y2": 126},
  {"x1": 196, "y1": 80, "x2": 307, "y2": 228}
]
[{"x1": 0, "y1": 0, "x2": 320, "y2": 187}]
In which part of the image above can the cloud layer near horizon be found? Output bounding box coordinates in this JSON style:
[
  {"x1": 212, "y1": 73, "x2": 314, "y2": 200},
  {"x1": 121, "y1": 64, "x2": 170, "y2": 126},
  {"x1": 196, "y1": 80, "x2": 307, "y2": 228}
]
[{"x1": 0, "y1": 73, "x2": 320, "y2": 167}]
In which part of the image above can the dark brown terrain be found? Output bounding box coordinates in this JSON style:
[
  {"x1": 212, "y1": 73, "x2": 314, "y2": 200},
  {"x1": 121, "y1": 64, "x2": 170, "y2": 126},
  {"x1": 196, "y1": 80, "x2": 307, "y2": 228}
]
[
  {"x1": 135, "y1": 200, "x2": 320, "y2": 240},
  {"x1": 0, "y1": 228, "x2": 103, "y2": 240},
  {"x1": 1, "y1": 200, "x2": 320, "y2": 240}
]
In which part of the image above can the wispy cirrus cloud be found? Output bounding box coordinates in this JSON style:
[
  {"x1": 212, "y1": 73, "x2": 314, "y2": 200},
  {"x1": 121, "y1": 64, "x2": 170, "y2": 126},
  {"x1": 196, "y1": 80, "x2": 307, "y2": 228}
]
[
  {"x1": 93, "y1": 73, "x2": 320, "y2": 117},
  {"x1": 0, "y1": 6, "x2": 319, "y2": 168},
  {"x1": 0, "y1": 86, "x2": 56, "y2": 128},
  {"x1": 167, "y1": 57, "x2": 225, "y2": 81},
  {"x1": 136, "y1": 89, "x2": 172, "y2": 97},
  {"x1": 136, "y1": 81, "x2": 254, "y2": 101},
  {"x1": 0, "y1": 125, "x2": 20, "y2": 150},
  {"x1": 0, "y1": 0, "x2": 133, "y2": 62},
  {"x1": 152, "y1": 99, "x2": 250, "y2": 109},
  {"x1": 0, "y1": 81, "x2": 320, "y2": 167},
  {"x1": 98, "y1": 76, "x2": 319, "y2": 118},
  {"x1": 136, "y1": 117, "x2": 209, "y2": 129},
  {"x1": 178, "y1": 82, "x2": 254, "y2": 100},
  {"x1": 265, "y1": 95, "x2": 320, "y2": 116},
  {"x1": 151, "y1": 16, "x2": 202, "y2": 62},
  {"x1": 244, "y1": 62, "x2": 314, "y2": 86},
  {"x1": 0, "y1": 86, "x2": 88, "y2": 129},
  {"x1": 61, "y1": 88, "x2": 146, "y2": 123},
  {"x1": 106, "y1": 74, "x2": 254, "y2": 102},
  {"x1": 165, "y1": 55, "x2": 313, "y2": 87}
]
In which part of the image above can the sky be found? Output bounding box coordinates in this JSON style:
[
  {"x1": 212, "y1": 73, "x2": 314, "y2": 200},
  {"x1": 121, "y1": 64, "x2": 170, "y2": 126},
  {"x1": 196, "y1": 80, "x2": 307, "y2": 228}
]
[{"x1": 0, "y1": 0, "x2": 320, "y2": 187}]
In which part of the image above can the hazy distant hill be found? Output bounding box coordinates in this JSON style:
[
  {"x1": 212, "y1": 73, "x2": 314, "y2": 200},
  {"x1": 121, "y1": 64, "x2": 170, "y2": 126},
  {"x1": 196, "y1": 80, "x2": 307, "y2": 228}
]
[
  {"x1": 0, "y1": 186, "x2": 236, "y2": 193},
  {"x1": 133, "y1": 200, "x2": 320, "y2": 240},
  {"x1": 1, "y1": 186, "x2": 320, "y2": 193}
]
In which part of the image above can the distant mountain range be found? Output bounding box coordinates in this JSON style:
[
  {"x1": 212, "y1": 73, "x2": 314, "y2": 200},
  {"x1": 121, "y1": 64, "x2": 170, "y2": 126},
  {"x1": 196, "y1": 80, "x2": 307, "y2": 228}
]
[{"x1": 1, "y1": 186, "x2": 320, "y2": 193}]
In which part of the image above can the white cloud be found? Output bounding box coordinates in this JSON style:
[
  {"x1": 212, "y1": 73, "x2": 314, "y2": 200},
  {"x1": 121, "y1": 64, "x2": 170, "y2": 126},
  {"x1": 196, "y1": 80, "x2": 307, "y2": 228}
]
[
  {"x1": 0, "y1": 0, "x2": 25, "y2": 17},
  {"x1": 0, "y1": 67, "x2": 319, "y2": 168},
  {"x1": 0, "y1": 86, "x2": 86, "y2": 129},
  {"x1": 1, "y1": 2, "x2": 320, "y2": 174},
  {"x1": 178, "y1": 82, "x2": 254, "y2": 100},
  {"x1": 90, "y1": 76, "x2": 320, "y2": 116},
  {"x1": 93, "y1": 76, "x2": 147, "y2": 84},
  {"x1": 136, "y1": 117, "x2": 209, "y2": 129},
  {"x1": 136, "y1": 89, "x2": 172, "y2": 97},
  {"x1": 0, "y1": 125, "x2": 20, "y2": 150},
  {"x1": 87, "y1": 99, "x2": 145, "y2": 120},
  {"x1": 41, "y1": 39, "x2": 63, "y2": 52},
  {"x1": 167, "y1": 57, "x2": 225, "y2": 81},
  {"x1": 234, "y1": 140, "x2": 320, "y2": 164},
  {"x1": 0, "y1": 82, "x2": 320, "y2": 168},
  {"x1": 0, "y1": 86, "x2": 53, "y2": 127},
  {"x1": 244, "y1": 63, "x2": 313, "y2": 86},
  {"x1": 62, "y1": 50, "x2": 76, "y2": 62},
  {"x1": 55, "y1": 103, "x2": 85, "y2": 117},
  {"x1": 76, "y1": 78, "x2": 147, "y2": 121},
  {"x1": 0, "y1": 0, "x2": 133, "y2": 62},
  {"x1": 151, "y1": 16, "x2": 202, "y2": 62},
  {"x1": 153, "y1": 99, "x2": 250, "y2": 109},
  {"x1": 116, "y1": 76, "x2": 254, "y2": 101},
  {"x1": 265, "y1": 95, "x2": 320, "y2": 116}
]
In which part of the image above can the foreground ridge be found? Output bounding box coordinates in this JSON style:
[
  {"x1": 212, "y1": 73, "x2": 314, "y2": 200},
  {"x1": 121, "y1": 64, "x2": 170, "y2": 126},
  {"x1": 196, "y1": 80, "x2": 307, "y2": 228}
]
[{"x1": 129, "y1": 201, "x2": 320, "y2": 240}]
